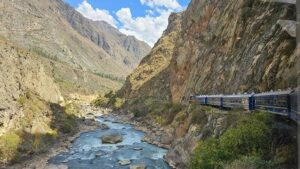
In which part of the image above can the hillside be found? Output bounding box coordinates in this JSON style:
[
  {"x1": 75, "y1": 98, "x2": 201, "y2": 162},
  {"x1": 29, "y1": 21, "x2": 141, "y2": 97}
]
[
  {"x1": 0, "y1": 0, "x2": 150, "y2": 95},
  {"x1": 0, "y1": 0, "x2": 150, "y2": 166}
]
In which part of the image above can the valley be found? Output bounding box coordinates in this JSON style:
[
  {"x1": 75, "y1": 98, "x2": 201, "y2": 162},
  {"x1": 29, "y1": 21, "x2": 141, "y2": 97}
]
[{"x1": 0, "y1": 0, "x2": 299, "y2": 169}]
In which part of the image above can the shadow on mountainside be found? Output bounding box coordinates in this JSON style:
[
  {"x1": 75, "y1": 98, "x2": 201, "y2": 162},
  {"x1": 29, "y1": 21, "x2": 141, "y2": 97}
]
[{"x1": 0, "y1": 100, "x2": 83, "y2": 167}]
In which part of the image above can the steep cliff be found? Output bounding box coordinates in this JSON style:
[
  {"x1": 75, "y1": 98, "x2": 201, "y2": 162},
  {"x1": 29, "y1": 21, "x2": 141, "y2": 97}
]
[
  {"x1": 0, "y1": 37, "x2": 61, "y2": 136},
  {"x1": 170, "y1": 0, "x2": 298, "y2": 102},
  {"x1": 118, "y1": 0, "x2": 299, "y2": 168},
  {"x1": 119, "y1": 13, "x2": 182, "y2": 100},
  {"x1": 121, "y1": 0, "x2": 298, "y2": 103}
]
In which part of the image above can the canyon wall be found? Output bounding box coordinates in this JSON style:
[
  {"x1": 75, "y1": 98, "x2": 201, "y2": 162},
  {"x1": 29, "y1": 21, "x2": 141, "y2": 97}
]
[{"x1": 121, "y1": 0, "x2": 299, "y2": 103}]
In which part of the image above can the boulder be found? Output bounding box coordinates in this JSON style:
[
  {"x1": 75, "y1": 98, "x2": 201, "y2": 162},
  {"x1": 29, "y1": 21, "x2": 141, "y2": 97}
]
[
  {"x1": 101, "y1": 134, "x2": 123, "y2": 144},
  {"x1": 133, "y1": 147, "x2": 143, "y2": 151},
  {"x1": 129, "y1": 164, "x2": 146, "y2": 169},
  {"x1": 95, "y1": 151, "x2": 106, "y2": 157},
  {"x1": 118, "y1": 160, "x2": 131, "y2": 165}
]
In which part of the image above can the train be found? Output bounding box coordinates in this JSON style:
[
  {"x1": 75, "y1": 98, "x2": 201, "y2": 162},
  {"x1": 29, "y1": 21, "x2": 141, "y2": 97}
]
[{"x1": 190, "y1": 90, "x2": 300, "y2": 122}]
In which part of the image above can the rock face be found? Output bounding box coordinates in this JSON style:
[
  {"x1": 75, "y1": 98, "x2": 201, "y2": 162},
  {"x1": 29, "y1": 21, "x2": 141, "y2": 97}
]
[
  {"x1": 120, "y1": 0, "x2": 298, "y2": 103},
  {"x1": 0, "y1": 0, "x2": 150, "y2": 95},
  {"x1": 101, "y1": 134, "x2": 123, "y2": 144},
  {"x1": 0, "y1": 38, "x2": 62, "y2": 135},
  {"x1": 119, "y1": 13, "x2": 182, "y2": 100},
  {"x1": 118, "y1": 0, "x2": 299, "y2": 168}
]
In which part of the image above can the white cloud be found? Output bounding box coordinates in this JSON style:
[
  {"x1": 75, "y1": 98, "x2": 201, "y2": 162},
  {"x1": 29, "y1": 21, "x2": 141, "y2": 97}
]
[
  {"x1": 76, "y1": 0, "x2": 118, "y2": 28},
  {"x1": 75, "y1": 0, "x2": 184, "y2": 46},
  {"x1": 140, "y1": 0, "x2": 182, "y2": 10},
  {"x1": 116, "y1": 8, "x2": 172, "y2": 47}
]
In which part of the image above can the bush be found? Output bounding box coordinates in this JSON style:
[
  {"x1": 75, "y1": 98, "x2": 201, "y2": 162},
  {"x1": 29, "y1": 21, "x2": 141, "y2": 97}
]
[
  {"x1": 189, "y1": 112, "x2": 273, "y2": 169},
  {"x1": 224, "y1": 156, "x2": 273, "y2": 169},
  {"x1": 113, "y1": 97, "x2": 124, "y2": 109},
  {"x1": 92, "y1": 91, "x2": 124, "y2": 109},
  {"x1": 65, "y1": 103, "x2": 80, "y2": 116},
  {"x1": 0, "y1": 132, "x2": 21, "y2": 163},
  {"x1": 50, "y1": 103, "x2": 79, "y2": 134},
  {"x1": 92, "y1": 94, "x2": 109, "y2": 107}
]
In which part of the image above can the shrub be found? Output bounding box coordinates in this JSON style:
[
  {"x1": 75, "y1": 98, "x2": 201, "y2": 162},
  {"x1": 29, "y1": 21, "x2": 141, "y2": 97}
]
[
  {"x1": 224, "y1": 156, "x2": 273, "y2": 169},
  {"x1": 189, "y1": 112, "x2": 273, "y2": 169},
  {"x1": 92, "y1": 91, "x2": 124, "y2": 109},
  {"x1": 113, "y1": 98, "x2": 124, "y2": 109},
  {"x1": 175, "y1": 110, "x2": 187, "y2": 123},
  {"x1": 18, "y1": 96, "x2": 26, "y2": 106},
  {"x1": 0, "y1": 132, "x2": 21, "y2": 163},
  {"x1": 50, "y1": 103, "x2": 78, "y2": 134},
  {"x1": 155, "y1": 115, "x2": 166, "y2": 125},
  {"x1": 65, "y1": 103, "x2": 80, "y2": 116},
  {"x1": 92, "y1": 94, "x2": 109, "y2": 107}
]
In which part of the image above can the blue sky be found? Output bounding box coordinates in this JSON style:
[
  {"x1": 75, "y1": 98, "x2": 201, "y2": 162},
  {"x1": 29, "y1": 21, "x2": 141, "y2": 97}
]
[{"x1": 64, "y1": 0, "x2": 191, "y2": 46}]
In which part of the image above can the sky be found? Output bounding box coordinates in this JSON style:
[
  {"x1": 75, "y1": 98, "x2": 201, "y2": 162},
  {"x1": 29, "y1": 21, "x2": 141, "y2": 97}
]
[{"x1": 64, "y1": 0, "x2": 191, "y2": 46}]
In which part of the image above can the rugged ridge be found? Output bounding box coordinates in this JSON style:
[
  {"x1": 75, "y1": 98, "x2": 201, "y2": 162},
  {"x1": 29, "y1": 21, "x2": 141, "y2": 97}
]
[
  {"x1": 120, "y1": 0, "x2": 298, "y2": 103},
  {"x1": 0, "y1": 0, "x2": 150, "y2": 95},
  {"x1": 57, "y1": 0, "x2": 150, "y2": 68},
  {"x1": 119, "y1": 13, "x2": 182, "y2": 100}
]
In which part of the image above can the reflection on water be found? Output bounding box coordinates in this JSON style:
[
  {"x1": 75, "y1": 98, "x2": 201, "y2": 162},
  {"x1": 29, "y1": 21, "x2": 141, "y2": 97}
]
[{"x1": 49, "y1": 115, "x2": 171, "y2": 169}]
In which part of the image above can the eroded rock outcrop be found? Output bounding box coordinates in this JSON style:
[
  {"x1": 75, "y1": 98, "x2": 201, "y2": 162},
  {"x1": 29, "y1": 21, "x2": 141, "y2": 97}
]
[{"x1": 120, "y1": 0, "x2": 298, "y2": 103}]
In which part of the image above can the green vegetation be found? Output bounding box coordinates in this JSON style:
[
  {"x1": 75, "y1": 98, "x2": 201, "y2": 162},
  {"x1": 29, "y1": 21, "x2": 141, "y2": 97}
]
[
  {"x1": 0, "y1": 132, "x2": 21, "y2": 163},
  {"x1": 30, "y1": 47, "x2": 59, "y2": 61},
  {"x1": 0, "y1": 91, "x2": 81, "y2": 165},
  {"x1": 94, "y1": 72, "x2": 126, "y2": 83},
  {"x1": 51, "y1": 103, "x2": 80, "y2": 134},
  {"x1": 92, "y1": 91, "x2": 125, "y2": 109},
  {"x1": 125, "y1": 97, "x2": 185, "y2": 126},
  {"x1": 189, "y1": 112, "x2": 274, "y2": 169}
]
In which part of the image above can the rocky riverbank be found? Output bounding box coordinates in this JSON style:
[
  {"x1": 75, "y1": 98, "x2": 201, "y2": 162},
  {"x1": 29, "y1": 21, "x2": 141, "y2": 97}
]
[
  {"x1": 113, "y1": 105, "x2": 298, "y2": 169},
  {"x1": 6, "y1": 105, "x2": 110, "y2": 169}
]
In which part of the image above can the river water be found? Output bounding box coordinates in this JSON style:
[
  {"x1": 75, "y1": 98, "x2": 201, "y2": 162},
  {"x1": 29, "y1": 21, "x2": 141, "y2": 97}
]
[{"x1": 48, "y1": 115, "x2": 171, "y2": 169}]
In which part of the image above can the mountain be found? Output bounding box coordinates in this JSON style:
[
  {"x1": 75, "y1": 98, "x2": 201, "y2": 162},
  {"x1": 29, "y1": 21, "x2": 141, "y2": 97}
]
[
  {"x1": 120, "y1": 0, "x2": 298, "y2": 103},
  {"x1": 0, "y1": 0, "x2": 151, "y2": 164},
  {"x1": 0, "y1": 0, "x2": 150, "y2": 96},
  {"x1": 57, "y1": 0, "x2": 151, "y2": 69},
  {"x1": 118, "y1": 1, "x2": 298, "y2": 168}
]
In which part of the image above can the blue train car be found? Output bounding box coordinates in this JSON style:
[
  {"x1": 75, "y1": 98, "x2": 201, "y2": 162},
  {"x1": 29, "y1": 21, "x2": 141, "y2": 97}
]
[
  {"x1": 290, "y1": 90, "x2": 300, "y2": 120},
  {"x1": 222, "y1": 94, "x2": 254, "y2": 110},
  {"x1": 195, "y1": 95, "x2": 207, "y2": 105},
  {"x1": 207, "y1": 95, "x2": 223, "y2": 107},
  {"x1": 253, "y1": 91, "x2": 292, "y2": 116}
]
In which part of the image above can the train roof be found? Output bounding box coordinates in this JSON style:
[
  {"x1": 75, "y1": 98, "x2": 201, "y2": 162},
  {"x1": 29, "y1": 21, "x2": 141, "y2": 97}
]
[
  {"x1": 195, "y1": 95, "x2": 207, "y2": 98},
  {"x1": 222, "y1": 94, "x2": 253, "y2": 98},
  {"x1": 254, "y1": 90, "x2": 292, "y2": 96},
  {"x1": 206, "y1": 95, "x2": 223, "y2": 97}
]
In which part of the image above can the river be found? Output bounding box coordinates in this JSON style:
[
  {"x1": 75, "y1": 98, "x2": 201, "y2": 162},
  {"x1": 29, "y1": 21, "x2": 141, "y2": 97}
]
[{"x1": 48, "y1": 114, "x2": 171, "y2": 169}]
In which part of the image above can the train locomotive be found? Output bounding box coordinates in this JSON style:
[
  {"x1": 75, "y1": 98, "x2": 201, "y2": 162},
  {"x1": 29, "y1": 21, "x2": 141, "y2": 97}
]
[{"x1": 191, "y1": 89, "x2": 299, "y2": 122}]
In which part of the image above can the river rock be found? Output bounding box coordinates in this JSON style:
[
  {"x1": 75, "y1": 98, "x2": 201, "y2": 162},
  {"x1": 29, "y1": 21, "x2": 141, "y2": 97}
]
[
  {"x1": 99, "y1": 123, "x2": 109, "y2": 130},
  {"x1": 95, "y1": 151, "x2": 106, "y2": 157},
  {"x1": 118, "y1": 159, "x2": 131, "y2": 165},
  {"x1": 133, "y1": 147, "x2": 143, "y2": 151},
  {"x1": 129, "y1": 164, "x2": 146, "y2": 169},
  {"x1": 101, "y1": 134, "x2": 123, "y2": 144}
]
